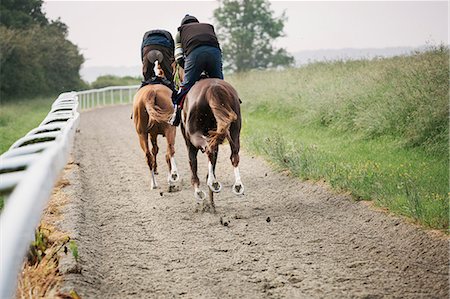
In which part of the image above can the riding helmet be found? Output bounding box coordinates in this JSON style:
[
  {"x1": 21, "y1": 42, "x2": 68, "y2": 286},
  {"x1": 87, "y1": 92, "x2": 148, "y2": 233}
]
[{"x1": 181, "y1": 14, "x2": 199, "y2": 26}]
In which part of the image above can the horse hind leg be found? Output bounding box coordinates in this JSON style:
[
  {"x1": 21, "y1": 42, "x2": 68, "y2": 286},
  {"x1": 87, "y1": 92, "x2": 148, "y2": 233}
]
[
  {"x1": 138, "y1": 133, "x2": 158, "y2": 189},
  {"x1": 150, "y1": 133, "x2": 159, "y2": 175},
  {"x1": 188, "y1": 144, "x2": 206, "y2": 201},
  {"x1": 229, "y1": 127, "x2": 244, "y2": 196},
  {"x1": 165, "y1": 128, "x2": 180, "y2": 190},
  {"x1": 207, "y1": 147, "x2": 222, "y2": 193},
  {"x1": 232, "y1": 165, "x2": 244, "y2": 195}
]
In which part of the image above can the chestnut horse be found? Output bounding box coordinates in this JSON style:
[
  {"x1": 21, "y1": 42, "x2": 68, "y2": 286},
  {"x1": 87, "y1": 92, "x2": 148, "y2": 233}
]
[
  {"x1": 175, "y1": 65, "x2": 244, "y2": 205},
  {"x1": 133, "y1": 53, "x2": 180, "y2": 190}
]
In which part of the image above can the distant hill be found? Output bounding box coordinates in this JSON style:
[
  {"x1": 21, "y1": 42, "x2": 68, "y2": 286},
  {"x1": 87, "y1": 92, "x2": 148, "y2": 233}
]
[{"x1": 80, "y1": 46, "x2": 426, "y2": 82}]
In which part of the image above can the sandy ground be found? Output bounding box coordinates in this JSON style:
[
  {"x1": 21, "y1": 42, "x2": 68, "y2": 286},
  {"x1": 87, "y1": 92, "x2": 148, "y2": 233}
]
[{"x1": 59, "y1": 104, "x2": 448, "y2": 298}]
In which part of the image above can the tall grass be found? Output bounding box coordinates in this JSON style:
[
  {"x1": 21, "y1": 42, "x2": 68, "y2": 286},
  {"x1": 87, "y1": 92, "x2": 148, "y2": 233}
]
[
  {"x1": 0, "y1": 96, "x2": 56, "y2": 209},
  {"x1": 0, "y1": 96, "x2": 56, "y2": 154},
  {"x1": 228, "y1": 46, "x2": 449, "y2": 230}
]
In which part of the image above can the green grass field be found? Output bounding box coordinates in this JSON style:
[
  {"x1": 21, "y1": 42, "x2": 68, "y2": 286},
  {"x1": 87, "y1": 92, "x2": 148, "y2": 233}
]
[
  {"x1": 0, "y1": 96, "x2": 57, "y2": 209},
  {"x1": 228, "y1": 46, "x2": 449, "y2": 230},
  {"x1": 0, "y1": 96, "x2": 56, "y2": 154}
]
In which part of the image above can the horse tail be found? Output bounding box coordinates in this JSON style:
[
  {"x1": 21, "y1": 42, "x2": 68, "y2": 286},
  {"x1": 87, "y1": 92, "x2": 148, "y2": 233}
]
[
  {"x1": 206, "y1": 84, "x2": 238, "y2": 151},
  {"x1": 133, "y1": 91, "x2": 148, "y2": 134},
  {"x1": 142, "y1": 88, "x2": 173, "y2": 124}
]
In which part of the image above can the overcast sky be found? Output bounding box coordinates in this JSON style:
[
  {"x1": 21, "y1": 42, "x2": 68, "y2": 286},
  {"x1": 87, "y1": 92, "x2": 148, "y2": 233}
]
[{"x1": 42, "y1": 1, "x2": 449, "y2": 68}]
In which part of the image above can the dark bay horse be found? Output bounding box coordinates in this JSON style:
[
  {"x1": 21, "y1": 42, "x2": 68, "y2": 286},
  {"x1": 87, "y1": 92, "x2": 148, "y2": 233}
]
[
  {"x1": 175, "y1": 65, "x2": 244, "y2": 205},
  {"x1": 133, "y1": 54, "x2": 180, "y2": 190}
]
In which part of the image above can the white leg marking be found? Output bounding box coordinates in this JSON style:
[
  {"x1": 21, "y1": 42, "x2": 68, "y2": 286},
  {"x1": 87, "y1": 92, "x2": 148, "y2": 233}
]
[
  {"x1": 168, "y1": 157, "x2": 180, "y2": 183},
  {"x1": 207, "y1": 162, "x2": 222, "y2": 193},
  {"x1": 232, "y1": 166, "x2": 244, "y2": 195},
  {"x1": 170, "y1": 157, "x2": 178, "y2": 174},
  {"x1": 207, "y1": 162, "x2": 215, "y2": 186},
  {"x1": 150, "y1": 170, "x2": 158, "y2": 189}
]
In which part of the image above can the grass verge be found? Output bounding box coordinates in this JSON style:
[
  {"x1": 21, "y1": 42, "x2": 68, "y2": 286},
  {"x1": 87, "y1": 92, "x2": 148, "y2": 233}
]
[
  {"x1": 16, "y1": 174, "x2": 80, "y2": 298},
  {"x1": 0, "y1": 96, "x2": 57, "y2": 209},
  {"x1": 0, "y1": 96, "x2": 56, "y2": 154},
  {"x1": 228, "y1": 46, "x2": 449, "y2": 230}
]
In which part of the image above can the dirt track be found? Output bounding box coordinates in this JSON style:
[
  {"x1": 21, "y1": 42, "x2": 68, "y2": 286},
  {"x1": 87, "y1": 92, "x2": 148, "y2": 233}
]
[{"x1": 59, "y1": 104, "x2": 448, "y2": 298}]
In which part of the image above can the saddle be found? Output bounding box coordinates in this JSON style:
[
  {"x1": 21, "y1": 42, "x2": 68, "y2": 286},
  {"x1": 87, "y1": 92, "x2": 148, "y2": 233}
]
[{"x1": 140, "y1": 76, "x2": 174, "y2": 91}]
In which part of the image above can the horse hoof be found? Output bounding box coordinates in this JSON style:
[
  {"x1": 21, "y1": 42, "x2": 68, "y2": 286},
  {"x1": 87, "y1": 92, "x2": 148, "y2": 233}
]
[
  {"x1": 195, "y1": 190, "x2": 206, "y2": 201},
  {"x1": 169, "y1": 172, "x2": 179, "y2": 183},
  {"x1": 232, "y1": 183, "x2": 244, "y2": 195},
  {"x1": 208, "y1": 181, "x2": 222, "y2": 193},
  {"x1": 168, "y1": 184, "x2": 180, "y2": 193}
]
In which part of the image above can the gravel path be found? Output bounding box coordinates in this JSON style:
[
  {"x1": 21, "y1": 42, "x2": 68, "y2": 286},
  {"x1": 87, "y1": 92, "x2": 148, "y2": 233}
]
[{"x1": 60, "y1": 104, "x2": 448, "y2": 298}]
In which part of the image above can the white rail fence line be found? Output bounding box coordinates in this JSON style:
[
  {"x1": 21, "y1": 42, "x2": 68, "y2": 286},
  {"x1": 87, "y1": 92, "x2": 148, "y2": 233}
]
[
  {"x1": 0, "y1": 92, "x2": 80, "y2": 298},
  {"x1": 0, "y1": 85, "x2": 138, "y2": 298},
  {"x1": 77, "y1": 85, "x2": 139, "y2": 110}
]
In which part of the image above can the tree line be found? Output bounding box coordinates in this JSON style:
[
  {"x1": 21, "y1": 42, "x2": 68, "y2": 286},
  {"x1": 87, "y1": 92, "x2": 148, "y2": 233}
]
[
  {"x1": 0, "y1": 0, "x2": 85, "y2": 100},
  {"x1": 0, "y1": 0, "x2": 293, "y2": 100}
]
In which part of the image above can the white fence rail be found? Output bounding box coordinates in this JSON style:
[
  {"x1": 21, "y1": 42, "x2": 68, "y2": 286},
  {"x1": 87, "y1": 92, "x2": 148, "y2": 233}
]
[
  {"x1": 0, "y1": 92, "x2": 80, "y2": 298},
  {"x1": 0, "y1": 85, "x2": 140, "y2": 298},
  {"x1": 77, "y1": 85, "x2": 139, "y2": 110}
]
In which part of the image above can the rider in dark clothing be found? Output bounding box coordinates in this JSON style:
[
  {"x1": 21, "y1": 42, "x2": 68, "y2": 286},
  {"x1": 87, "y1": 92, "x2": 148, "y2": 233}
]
[
  {"x1": 141, "y1": 29, "x2": 175, "y2": 85},
  {"x1": 169, "y1": 15, "x2": 224, "y2": 126}
]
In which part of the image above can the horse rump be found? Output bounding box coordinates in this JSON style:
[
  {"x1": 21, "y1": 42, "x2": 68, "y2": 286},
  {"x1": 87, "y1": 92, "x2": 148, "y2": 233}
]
[{"x1": 134, "y1": 87, "x2": 173, "y2": 132}]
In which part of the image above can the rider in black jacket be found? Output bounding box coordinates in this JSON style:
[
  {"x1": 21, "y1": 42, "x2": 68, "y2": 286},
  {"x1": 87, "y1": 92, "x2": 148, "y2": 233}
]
[
  {"x1": 169, "y1": 15, "x2": 224, "y2": 126},
  {"x1": 141, "y1": 29, "x2": 175, "y2": 84}
]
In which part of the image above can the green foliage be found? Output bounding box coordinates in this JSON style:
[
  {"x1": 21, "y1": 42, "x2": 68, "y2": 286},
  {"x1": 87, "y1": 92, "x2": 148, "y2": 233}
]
[
  {"x1": 27, "y1": 227, "x2": 78, "y2": 268},
  {"x1": 0, "y1": 96, "x2": 55, "y2": 154},
  {"x1": 90, "y1": 75, "x2": 141, "y2": 89},
  {"x1": 214, "y1": 0, "x2": 294, "y2": 72},
  {"x1": 229, "y1": 47, "x2": 449, "y2": 229},
  {"x1": 0, "y1": 0, "x2": 48, "y2": 29},
  {"x1": 29, "y1": 226, "x2": 50, "y2": 264},
  {"x1": 68, "y1": 240, "x2": 78, "y2": 261},
  {"x1": 0, "y1": 1, "x2": 85, "y2": 99}
]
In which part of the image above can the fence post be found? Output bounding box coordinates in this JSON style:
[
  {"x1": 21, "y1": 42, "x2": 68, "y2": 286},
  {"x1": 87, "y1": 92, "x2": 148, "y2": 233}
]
[
  {"x1": 103, "y1": 90, "x2": 106, "y2": 106},
  {"x1": 129, "y1": 88, "x2": 132, "y2": 103},
  {"x1": 120, "y1": 89, "x2": 123, "y2": 104}
]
